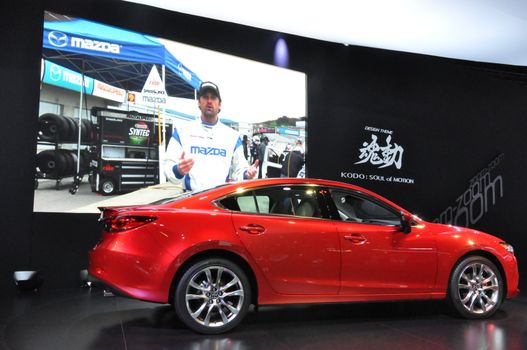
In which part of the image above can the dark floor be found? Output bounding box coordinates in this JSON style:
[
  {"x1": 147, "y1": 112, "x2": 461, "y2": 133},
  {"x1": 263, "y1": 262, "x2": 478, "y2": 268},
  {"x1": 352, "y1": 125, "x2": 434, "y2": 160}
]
[{"x1": 1, "y1": 285, "x2": 526, "y2": 350}]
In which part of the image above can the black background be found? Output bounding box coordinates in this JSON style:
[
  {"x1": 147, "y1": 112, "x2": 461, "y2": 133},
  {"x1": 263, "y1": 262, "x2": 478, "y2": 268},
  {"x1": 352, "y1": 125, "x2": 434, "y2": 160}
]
[{"x1": 2, "y1": 0, "x2": 526, "y2": 290}]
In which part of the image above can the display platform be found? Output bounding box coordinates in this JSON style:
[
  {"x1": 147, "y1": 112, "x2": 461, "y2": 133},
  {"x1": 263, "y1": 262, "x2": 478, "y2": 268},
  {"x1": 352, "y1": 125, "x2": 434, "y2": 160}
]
[{"x1": 0, "y1": 286, "x2": 526, "y2": 350}]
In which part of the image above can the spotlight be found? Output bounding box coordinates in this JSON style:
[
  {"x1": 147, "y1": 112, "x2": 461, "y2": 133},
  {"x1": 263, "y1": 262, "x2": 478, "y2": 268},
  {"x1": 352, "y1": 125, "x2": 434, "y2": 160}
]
[
  {"x1": 274, "y1": 37, "x2": 289, "y2": 68},
  {"x1": 80, "y1": 268, "x2": 99, "y2": 288},
  {"x1": 13, "y1": 271, "x2": 43, "y2": 292},
  {"x1": 80, "y1": 269, "x2": 91, "y2": 287}
]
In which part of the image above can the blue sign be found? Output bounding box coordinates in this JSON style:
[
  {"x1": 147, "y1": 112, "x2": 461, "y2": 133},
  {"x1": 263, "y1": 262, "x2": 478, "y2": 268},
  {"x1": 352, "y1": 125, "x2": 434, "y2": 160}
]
[
  {"x1": 277, "y1": 127, "x2": 300, "y2": 136},
  {"x1": 43, "y1": 18, "x2": 203, "y2": 90},
  {"x1": 42, "y1": 60, "x2": 94, "y2": 94}
]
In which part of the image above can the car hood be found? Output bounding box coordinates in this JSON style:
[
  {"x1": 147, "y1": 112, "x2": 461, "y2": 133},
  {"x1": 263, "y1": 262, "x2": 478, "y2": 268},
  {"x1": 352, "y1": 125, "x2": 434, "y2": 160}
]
[{"x1": 429, "y1": 221, "x2": 503, "y2": 242}]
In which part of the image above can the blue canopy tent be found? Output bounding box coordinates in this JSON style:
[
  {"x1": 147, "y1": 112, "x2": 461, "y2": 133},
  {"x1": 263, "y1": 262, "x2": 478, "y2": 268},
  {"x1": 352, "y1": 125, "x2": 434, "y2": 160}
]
[
  {"x1": 42, "y1": 14, "x2": 202, "y2": 97},
  {"x1": 41, "y1": 12, "x2": 203, "y2": 179}
]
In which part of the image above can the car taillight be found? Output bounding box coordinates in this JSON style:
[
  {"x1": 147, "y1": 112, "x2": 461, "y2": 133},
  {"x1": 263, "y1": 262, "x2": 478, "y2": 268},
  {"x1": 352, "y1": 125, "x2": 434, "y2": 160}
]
[{"x1": 102, "y1": 216, "x2": 156, "y2": 232}]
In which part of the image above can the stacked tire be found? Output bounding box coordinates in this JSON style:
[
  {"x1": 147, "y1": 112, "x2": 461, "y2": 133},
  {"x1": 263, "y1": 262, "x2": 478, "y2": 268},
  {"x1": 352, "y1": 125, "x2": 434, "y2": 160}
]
[
  {"x1": 36, "y1": 149, "x2": 91, "y2": 178},
  {"x1": 38, "y1": 113, "x2": 93, "y2": 143}
]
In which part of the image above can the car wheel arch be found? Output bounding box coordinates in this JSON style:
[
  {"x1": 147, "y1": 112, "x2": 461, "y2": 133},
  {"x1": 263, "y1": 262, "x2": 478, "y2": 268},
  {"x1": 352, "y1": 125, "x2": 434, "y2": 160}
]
[
  {"x1": 168, "y1": 249, "x2": 258, "y2": 306},
  {"x1": 447, "y1": 250, "x2": 507, "y2": 302}
]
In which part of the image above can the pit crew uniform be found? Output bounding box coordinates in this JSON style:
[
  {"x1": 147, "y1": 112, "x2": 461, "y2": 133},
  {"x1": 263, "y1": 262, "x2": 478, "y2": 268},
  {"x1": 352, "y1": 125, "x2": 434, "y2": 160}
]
[{"x1": 164, "y1": 119, "x2": 250, "y2": 192}]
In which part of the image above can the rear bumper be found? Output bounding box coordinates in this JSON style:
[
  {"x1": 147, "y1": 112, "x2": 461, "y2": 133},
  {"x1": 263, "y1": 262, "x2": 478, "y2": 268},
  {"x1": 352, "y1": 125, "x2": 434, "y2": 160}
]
[
  {"x1": 87, "y1": 273, "x2": 133, "y2": 299},
  {"x1": 88, "y1": 229, "x2": 175, "y2": 303}
]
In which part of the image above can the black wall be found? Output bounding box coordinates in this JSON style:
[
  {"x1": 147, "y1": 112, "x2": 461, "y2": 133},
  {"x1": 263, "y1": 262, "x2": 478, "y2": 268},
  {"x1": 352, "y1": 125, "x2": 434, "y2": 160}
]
[{"x1": 2, "y1": 0, "x2": 526, "y2": 290}]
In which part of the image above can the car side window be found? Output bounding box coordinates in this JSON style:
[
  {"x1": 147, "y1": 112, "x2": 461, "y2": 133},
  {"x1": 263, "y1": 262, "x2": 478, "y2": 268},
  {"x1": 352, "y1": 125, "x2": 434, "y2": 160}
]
[
  {"x1": 218, "y1": 186, "x2": 329, "y2": 219},
  {"x1": 236, "y1": 196, "x2": 258, "y2": 213},
  {"x1": 255, "y1": 186, "x2": 327, "y2": 218},
  {"x1": 235, "y1": 195, "x2": 270, "y2": 213},
  {"x1": 330, "y1": 190, "x2": 400, "y2": 225},
  {"x1": 219, "y1": 193, "x2": 270, "y2": 213}
]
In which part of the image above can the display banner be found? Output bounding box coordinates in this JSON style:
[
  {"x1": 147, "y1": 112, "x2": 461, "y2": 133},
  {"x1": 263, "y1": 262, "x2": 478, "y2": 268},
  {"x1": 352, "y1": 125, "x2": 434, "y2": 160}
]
[
  {"x1": 339, "y1": 125, "x2": 415, "y2": 186},
  {"x1": 101, "y1": 113, "x2": 158, "y2": 147},
  {"x1": 141, "y1": 65, "x2": 167, "y2": 105},
  {"x1": 42, "y1": 59, "x2": 94, "y2": 94},
  {"x1": 92, "y1": 80, "x2": 126, "y2": 102},
  {"x1": 277, "y1": 127, "x2": 301, "y2": 136}
]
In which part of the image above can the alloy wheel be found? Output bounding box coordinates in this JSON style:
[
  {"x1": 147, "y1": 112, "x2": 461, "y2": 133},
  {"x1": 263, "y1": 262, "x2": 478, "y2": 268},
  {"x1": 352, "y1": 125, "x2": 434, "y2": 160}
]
[
  {"x1": 456, "y1": 261, "x2": 500, "y2": 314},
  {"x1": 185, "y1": 265, "x2": 245, "y2": 328}
]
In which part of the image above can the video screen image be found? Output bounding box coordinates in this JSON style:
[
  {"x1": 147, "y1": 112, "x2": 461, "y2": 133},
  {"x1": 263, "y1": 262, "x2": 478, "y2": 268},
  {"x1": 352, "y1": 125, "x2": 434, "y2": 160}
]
[{"x1": 35, "y1": 11, "x2": 307, "y2": 213}]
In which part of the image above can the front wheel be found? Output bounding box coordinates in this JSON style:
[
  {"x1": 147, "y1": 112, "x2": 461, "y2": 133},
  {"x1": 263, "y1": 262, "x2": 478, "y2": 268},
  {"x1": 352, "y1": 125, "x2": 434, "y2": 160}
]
[
  {"x1": 174, "y1": 258, "x2": 251, "y2": 334},
  {"x1": 447, "y1": 256, "x2": 503, "y2": 318}
]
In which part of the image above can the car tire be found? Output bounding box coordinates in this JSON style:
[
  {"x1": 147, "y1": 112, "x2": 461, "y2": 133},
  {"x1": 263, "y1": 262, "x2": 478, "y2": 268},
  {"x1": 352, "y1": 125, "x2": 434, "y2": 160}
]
[
  {"x1": 39, "y1": 113, "x2": 69, "y2": 142},
  {"x1": 174, "y1": 258, "x2": 251, "y2": 334},
  {"x1": 64, "y1": 116, "x2": 77, "y2": 142},
  {"x1": 100, "y1": 178, "x2": 116, "y2": 195},
  {"x1": 447, "y1": 256, "x2": 503, "y2": 319}
]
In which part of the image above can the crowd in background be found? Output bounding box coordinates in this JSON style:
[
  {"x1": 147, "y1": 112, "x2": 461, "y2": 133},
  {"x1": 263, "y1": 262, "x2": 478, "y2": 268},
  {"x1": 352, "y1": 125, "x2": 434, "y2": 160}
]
[{"x1": 242, "y1": 134, "x2": 305, "y2": 178}]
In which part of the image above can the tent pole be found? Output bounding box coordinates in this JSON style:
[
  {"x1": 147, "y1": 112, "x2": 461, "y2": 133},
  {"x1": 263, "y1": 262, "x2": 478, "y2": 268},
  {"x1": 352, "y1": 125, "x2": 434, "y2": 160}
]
[
  {"x1": 77, "y1": 64, "x2": 84, "y2": 174},
  {"x1": 161, "y1": 64, "x2": 166, "y2": 138},
  {"x1": 159, "y1": 64, "x2": 167, "y2": 183}
]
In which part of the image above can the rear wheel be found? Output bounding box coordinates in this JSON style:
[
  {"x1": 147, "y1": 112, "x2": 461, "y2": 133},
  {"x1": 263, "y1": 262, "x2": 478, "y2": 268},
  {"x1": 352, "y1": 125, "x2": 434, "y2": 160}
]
[
  {"x1": 447, "y1": 256, "x2": 503, "y2": 318},
  {"x1": 174, "y1": 258, "x2": 251, "y2": 334}
]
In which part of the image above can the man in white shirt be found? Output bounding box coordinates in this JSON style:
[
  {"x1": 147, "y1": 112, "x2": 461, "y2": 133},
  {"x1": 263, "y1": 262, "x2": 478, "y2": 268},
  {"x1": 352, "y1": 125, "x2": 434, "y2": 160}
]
[{"x1": 164, "y1": 82, "x2": 259, "y2": 191}]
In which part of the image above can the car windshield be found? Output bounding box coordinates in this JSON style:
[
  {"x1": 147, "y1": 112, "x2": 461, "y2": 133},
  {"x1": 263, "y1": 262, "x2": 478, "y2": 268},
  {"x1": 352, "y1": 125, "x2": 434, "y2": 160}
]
[{"x1": 149, "y1": 183, "x2": 230, "y2": 205}]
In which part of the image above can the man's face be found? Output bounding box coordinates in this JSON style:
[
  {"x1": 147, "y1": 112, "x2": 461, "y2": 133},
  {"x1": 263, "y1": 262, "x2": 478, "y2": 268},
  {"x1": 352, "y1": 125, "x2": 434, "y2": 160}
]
[{"x1": 198, "y1": 91, "x2": 221, "y2": 121}]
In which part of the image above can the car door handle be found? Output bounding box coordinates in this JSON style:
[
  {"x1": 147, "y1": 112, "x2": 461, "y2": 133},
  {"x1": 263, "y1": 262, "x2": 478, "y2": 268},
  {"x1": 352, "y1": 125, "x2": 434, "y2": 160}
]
[
  {"x1": 239, "y1": 224, "x2": 266, "y2": 235},
  {"x1": 344, "y1": 234, "x2": 367, "y2": 244}
]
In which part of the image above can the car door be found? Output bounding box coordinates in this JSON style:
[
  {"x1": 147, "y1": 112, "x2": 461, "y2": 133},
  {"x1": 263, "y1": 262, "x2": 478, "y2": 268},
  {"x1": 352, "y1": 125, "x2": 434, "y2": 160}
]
[
  {"x1": 328, "y1": 189, "x2": 437, "y2": 296},
  {"x1": 224, "y1": 185, "x2": 341, "y2": 295}
]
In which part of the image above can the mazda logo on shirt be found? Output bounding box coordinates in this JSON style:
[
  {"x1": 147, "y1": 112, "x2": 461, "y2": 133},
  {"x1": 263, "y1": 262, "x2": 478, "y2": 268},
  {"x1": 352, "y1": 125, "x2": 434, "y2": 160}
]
[
  {"x1": 190, "y1": 146, "x2": 227, "y2": 157},
  {"x1": 48, "y1": 31, "x2": 68, "y2": 48}
]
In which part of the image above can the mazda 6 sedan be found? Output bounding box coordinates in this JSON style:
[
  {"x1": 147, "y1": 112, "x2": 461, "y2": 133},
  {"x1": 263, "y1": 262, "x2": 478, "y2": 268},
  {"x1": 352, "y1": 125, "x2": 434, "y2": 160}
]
[{"x1": 88, "y1": 178, "x2": 519, "y2": 334}]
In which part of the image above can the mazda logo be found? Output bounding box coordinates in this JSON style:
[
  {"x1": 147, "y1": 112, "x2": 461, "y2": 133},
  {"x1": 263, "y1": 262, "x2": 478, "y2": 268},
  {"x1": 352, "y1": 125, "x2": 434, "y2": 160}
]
[
  {"x1": 49, "y1": 64, "x2": 62, "y2": 82},
  {"x1": 48, "y1": 31, "x2": 68, "y2": 48}
]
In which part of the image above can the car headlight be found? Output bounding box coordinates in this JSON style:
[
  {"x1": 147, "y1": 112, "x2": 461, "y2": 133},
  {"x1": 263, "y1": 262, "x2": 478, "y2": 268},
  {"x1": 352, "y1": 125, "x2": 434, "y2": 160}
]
[{"x1": 499, "y1": 241, "x2": 514, "y2": 255}]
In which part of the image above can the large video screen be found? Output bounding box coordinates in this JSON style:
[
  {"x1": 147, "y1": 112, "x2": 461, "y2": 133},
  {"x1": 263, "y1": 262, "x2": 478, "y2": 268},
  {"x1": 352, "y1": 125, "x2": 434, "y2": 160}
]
[{"x1": 34, "y1": 12, "x2": 307, "y2": 213}]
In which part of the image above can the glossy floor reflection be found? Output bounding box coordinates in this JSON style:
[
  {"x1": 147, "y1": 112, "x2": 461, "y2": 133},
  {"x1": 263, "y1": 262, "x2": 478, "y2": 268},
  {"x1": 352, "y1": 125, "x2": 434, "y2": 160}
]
[{"x1": 0, "y1": 286, "x2": 526, "y2": 350}]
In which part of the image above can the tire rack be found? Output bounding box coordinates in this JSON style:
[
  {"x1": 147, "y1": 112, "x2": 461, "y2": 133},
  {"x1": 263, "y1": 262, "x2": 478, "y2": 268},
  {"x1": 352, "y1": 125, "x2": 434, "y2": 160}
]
[{"x1": 36, "y1": 113, "x2": 94, "y2": 192}]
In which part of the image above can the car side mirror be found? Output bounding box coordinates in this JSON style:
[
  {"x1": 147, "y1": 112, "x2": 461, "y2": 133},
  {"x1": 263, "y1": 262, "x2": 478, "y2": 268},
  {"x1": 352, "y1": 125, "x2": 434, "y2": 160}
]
[{"x1": 399, "y1": 211, "x2": 412, "y2": 234}]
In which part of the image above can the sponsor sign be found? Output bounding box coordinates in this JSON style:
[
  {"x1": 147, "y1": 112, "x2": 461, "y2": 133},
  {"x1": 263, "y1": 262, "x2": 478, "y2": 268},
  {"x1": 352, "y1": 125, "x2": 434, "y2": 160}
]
[
  {"x1": 45, "y1": 30, "x2": 121, "y2": 55},
  {"x1": 92, "y1": 80, "x2": 126, "y2": 102},
  {"x1": 101, "y1": 116, "x2": 157, "y2": 147},
  {"x1": 277, "y1": 127, "x2": 300, "y2": 136},
  {"x1": 128, "y1": 121, "x2": 151, "y2": 145},
  {"x1": 258, "y1": 127, "x2": 276, "y2": 133},
  {"x1": 177, "y1": 63, "x2": 193, "y2": 82},
  {"x1": 141, "y1": 66, "x2": 167, "y2": 105},
  {"x1": 42, "y1": 59, "x2": 94, "y2": 94}
]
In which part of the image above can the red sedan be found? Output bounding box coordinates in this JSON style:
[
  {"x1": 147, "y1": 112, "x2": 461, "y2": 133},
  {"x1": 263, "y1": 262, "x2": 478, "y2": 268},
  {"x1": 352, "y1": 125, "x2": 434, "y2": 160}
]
[{"x1": 88, "y1": 178, "x2": 519, "y2": 334}]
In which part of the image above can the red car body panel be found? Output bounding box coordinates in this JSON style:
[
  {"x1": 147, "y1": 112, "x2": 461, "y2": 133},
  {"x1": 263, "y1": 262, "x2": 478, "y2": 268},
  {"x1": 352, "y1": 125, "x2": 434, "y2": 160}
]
[
  {"x1": 232, "y1": 213, "x2": 341, "y2": 295},
  {"x1": 88, "y1": 178, "x2": 519, "y2": 306},
  {"x1": 335, "y1": 221, "x2": 438, "y2": 295}
]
